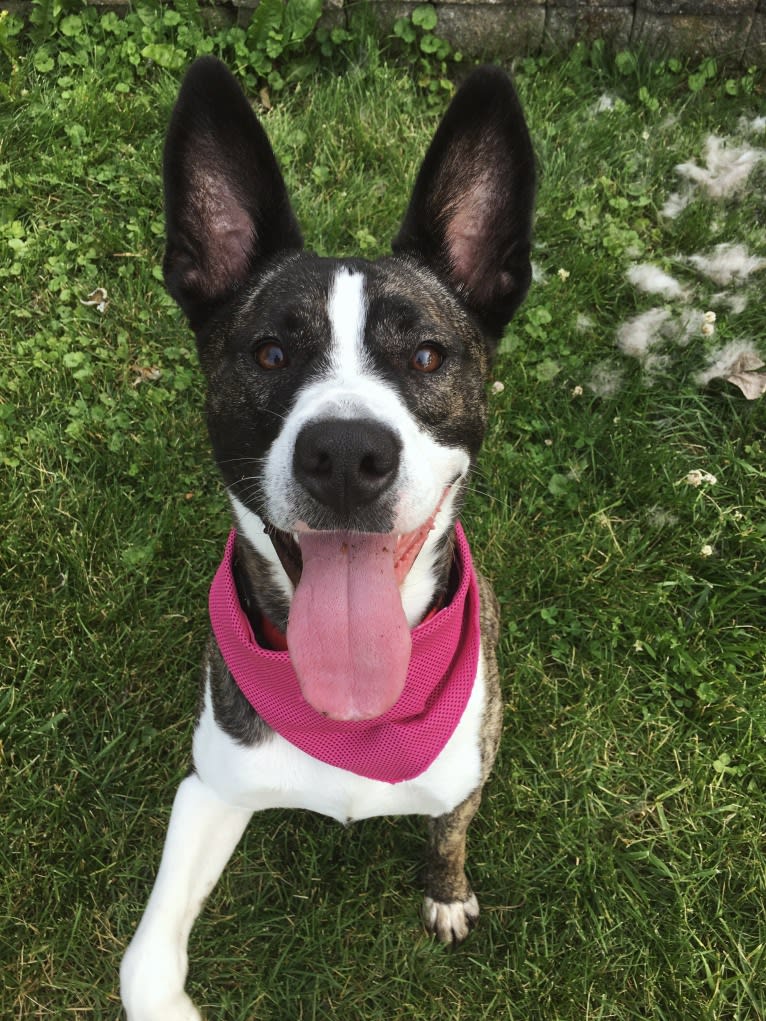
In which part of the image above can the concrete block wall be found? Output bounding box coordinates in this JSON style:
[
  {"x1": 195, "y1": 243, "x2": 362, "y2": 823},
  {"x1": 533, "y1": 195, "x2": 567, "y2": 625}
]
[{"x1": 3, "y1": 0, "x2": 764, "y2": 65}]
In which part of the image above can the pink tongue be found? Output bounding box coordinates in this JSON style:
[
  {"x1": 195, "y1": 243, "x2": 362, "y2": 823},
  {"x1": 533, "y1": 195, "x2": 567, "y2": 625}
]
[{"x1": 286, "y1": 531, "x2": 412, "y2": 721}]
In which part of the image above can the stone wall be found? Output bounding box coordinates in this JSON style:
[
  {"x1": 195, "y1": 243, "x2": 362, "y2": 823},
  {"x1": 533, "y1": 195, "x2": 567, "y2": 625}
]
[
  {"x1": 3, "y1": 0, "x2": 765, "y2": 65},
  {"x1": 369, "y1": 0, "x2": 763, "y2": 64},
  {"x1": 239, "y1": 0, "x2": 765, "y2": 65}
]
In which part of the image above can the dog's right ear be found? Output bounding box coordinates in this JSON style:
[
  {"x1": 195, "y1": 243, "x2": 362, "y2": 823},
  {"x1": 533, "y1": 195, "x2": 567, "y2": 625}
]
[{"x1": 163, "y1": 58, "x2": 303, "y2": 328}]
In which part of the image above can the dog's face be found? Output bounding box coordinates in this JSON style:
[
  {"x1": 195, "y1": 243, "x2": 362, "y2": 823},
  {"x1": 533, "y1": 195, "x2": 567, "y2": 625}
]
[{"x1": 163, "y1": 60, "x2": 534, "y2": 719}]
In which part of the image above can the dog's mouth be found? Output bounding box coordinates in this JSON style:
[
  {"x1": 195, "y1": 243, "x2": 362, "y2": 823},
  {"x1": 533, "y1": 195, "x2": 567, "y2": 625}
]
[
  {"x1": 263, "y1": 513, "x2": 438, "y2": 590},
  {"x1": 265, "y1": 491, "x2": 449, "y2": 722}
]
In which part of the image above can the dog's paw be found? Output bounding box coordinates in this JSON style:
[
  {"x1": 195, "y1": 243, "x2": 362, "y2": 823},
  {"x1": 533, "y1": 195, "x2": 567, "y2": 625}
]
[
  {"x1": 121, "y1": 991, "x2": 201, "y2": 1021},
  {"x1": 422, "y1": 892, "x2": 479, "y2": 945},
  {"x1": 121, "y1": 945, "x2": 201, "y2": 1021}
]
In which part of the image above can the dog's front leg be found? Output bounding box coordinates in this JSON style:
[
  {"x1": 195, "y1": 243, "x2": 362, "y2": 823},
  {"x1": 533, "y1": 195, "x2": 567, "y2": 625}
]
[
  {"x1": 121, "y1": 773, "x2": 252, "y2": 1021},
  {"x1": 423, "y1": 788, "x2": 483, "y2": 946}
]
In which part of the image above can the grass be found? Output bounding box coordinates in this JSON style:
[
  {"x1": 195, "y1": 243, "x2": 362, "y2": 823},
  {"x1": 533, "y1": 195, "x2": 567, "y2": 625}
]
[{"x1": 1, "y1": 17, "x2": 765, "y2": 1021}]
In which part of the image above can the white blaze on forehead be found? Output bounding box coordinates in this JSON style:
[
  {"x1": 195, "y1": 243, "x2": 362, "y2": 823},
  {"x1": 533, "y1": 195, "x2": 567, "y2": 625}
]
[{"x1": 327, "y1": 268, "x2": 367, "y2": 377}]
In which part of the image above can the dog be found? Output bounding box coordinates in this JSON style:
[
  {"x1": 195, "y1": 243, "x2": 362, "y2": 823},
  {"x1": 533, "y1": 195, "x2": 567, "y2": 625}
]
[{"x1": 120, "y1": 57, "x2": 535, "y2": 1020}]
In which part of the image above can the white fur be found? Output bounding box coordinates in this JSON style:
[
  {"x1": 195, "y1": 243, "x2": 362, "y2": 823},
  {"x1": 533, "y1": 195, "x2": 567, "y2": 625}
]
[
  {"x1": 688, "y1": 243, "x2": 766, "y2": 286},
  {"x1": 676, "y1": 135, "x2": 765, "y2": 200},
  {"x1": 593, "y1": 93, "x2": 615, "y2": 113},
  {"x1": 423, "y1": 892, "x2": 479, "y2": 943},
  {"x1": 626, "y1": 263, "x2": 687, "y2": 301},
  {"x1": 661, "y1": 190, "x2": 692, "y2": 220},
  {"x1": 616, "y1": 308, "x2": 672, "y2": 360},
  {"x1": 327, "y1": 267, "x2": 367, "y2": 376},
  {"x1": 586, "y1": 359, "x2": 625, "y2": 398},
  {"x1": 662, "y1": 135, "x2": 766, "y2": 219},
  {"x1": 121, "y1": 775, "x2": 252, "y2": 1021}
]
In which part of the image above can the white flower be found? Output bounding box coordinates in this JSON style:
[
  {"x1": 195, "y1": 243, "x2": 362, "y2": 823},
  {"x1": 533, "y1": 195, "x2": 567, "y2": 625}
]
[
  {"x1": 701, "y1": 322, "x2": 715, "y2": 336},
  {"x1": 491, "y1": 380, "x2": 505, "y2": 394},
  {"x1": 684, "y1": 470, "x2": 718, "y2": 487},
  {"x1": 700, "y1": 544, "x2": 714, "y2": 557},
  {"x1": 703, "y1": 310, "x2": 717, "y2": 323},
  {"x1": 572, "y1": 385, "x2": 584, "y2": 397},
  {"x1": 557, "y1": 268, "x2": 570, "y2": 281}
]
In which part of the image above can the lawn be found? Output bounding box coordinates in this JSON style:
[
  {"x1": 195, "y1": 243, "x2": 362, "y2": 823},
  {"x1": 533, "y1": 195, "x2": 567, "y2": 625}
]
[{"x1": 1, "y1": 9, "x2": 765, "y2": 1020}]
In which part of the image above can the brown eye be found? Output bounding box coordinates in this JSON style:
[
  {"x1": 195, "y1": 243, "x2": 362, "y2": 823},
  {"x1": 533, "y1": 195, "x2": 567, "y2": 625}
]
[
  {"x1": 410, "y1": 344, "x2": 444, "y2": 373},
  {"x1": 254, "y1": 340, "x2": 288, "y2": 370}
]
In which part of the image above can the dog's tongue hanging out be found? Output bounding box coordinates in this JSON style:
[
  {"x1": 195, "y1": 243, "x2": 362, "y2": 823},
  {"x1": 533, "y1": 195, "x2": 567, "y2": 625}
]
[{"x1": 287, "y1": 532, "x2": 413, "y2": 721}]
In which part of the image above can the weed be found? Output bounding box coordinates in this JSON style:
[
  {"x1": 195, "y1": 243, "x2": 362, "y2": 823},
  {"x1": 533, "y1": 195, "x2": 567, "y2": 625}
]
[{"x1": 391, "y1": 4, "x2": 461, "y2": 102}]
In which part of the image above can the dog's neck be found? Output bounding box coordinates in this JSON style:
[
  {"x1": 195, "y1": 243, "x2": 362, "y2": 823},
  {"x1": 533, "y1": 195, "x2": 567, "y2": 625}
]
[{"x1": 227, "y1": 493, "x2": 457, "y2": 637}]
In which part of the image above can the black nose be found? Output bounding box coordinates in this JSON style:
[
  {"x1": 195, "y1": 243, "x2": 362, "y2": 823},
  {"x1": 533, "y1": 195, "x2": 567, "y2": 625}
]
[{"x1": 293, "y1": 418, "x2": 401, "y2": 517}]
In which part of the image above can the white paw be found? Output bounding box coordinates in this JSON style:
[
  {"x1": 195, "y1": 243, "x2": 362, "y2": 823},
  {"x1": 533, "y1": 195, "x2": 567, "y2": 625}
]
[
  {"x1": 121, "y1": 989, "x2": 201, "y2": 1021},
  {"x1": 121, "y1": 943, "x2": 201, "y2": 1021},
  {"x1": 423, "y1": 892, "x2": 480, "y2": 945}
]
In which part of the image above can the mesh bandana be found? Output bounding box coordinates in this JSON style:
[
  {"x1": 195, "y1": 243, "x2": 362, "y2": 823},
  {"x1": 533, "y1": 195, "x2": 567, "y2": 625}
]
[{"x1": 209, "y1": 523, "x2": 481, "y2": 784}]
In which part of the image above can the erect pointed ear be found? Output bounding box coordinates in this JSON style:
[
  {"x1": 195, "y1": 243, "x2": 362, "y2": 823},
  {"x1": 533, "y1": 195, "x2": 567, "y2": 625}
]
[
  {"x1": 392, "y1": 66, "x2": 536, "y2": 342},
  {"x1": 163, "y1": 57, "x2": 303, "y2": 328}
]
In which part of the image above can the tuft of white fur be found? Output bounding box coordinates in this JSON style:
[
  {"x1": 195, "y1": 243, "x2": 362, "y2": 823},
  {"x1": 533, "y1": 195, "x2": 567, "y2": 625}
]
[
  {"x1": 626, "y1": 263, "x2": 687, "y2": 301},
  {"x1": 594, "y1": 93, "x2": 615, "y2": 113},
  {"x1": 712, "y1": 291, "x2": 748, "y2": 314},
  {"x1": 675, "y1": 135, "x2": 765, "y2": 200},
  {"x1": 695, "y1": 340, "x2": 766, "y2": 387},
  {"x1": 586, "y1": 360, "x2": 625, "y2": 398},
  {"x1": 661, "y1": 134, "x2": 765, "y2": 218},
  {"x1": 688, "y1": 243, "x2": 766, "y2": 286},
  {"x1": 616, "y1": 308, "x2": 671, "y2": 360},
  {"x1": 661, "y1": 190, "x2": 692, "y2": 219},
  {"x1": 738, "y1": 114, "x2": 766, "y2": 135}
]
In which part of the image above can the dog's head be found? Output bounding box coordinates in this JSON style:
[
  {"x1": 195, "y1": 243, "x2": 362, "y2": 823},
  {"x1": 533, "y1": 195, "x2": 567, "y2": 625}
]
[{"x1": 164, "y1": 59, "x2": 535, "y2": 719}]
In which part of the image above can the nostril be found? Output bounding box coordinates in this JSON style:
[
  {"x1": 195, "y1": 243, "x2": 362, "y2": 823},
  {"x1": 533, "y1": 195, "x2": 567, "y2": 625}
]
[
  {"x1": 314, "y1": 451, "x2": 332, "y2": 476},
  {"x1": 360, "y1": 451, "x2": 393, "y2": 479}
]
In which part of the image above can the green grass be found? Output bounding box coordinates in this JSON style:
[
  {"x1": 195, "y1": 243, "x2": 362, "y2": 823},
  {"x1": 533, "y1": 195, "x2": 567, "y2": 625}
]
[{"x1": 1, "y1": 18, "x2": 765, "y2": 1021}]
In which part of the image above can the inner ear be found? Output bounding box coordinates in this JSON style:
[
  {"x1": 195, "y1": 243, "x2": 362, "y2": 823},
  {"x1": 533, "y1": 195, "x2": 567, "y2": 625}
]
[
  {"x1": 173, "y1": 164, "x2": 256, "y2": 301},
  {"x1": 443, "y1": 170, "x2": 504, "y2": 297}
]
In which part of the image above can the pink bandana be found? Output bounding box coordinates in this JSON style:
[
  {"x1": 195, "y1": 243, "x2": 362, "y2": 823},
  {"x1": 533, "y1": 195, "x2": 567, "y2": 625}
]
[{"x1": 209, "y1": 523, "x2": 481, "y2": 784}]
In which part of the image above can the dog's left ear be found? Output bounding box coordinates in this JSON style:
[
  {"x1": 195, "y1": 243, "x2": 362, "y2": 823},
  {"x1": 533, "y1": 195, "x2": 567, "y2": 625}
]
[{"x1": 392, "y1": 66, "x2": 535, "y2": 342}]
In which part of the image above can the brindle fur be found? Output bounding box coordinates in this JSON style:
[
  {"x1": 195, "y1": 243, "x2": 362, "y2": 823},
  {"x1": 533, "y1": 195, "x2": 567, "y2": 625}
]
[{"x1": 423, "y1": 570, "x2": 502, "y2": 936}]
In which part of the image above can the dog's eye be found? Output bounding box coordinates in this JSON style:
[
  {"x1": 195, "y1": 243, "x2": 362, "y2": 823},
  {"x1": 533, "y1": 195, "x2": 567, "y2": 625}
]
[
  {"x1": 254, "y1": 340, "x2": 288, "y2": 370},
  {"x1": 410, "y1": 344, "x2": 444, "y2": 374}
]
